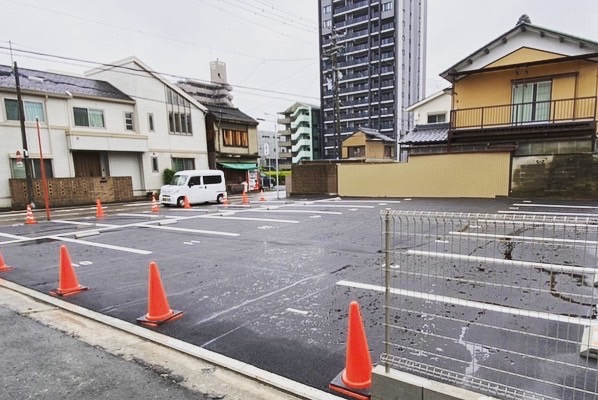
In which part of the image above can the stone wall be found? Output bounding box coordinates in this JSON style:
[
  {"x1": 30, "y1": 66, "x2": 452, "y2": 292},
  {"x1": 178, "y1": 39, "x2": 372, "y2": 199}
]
[
  {"x1": 289, "y1": 163, "x2": 338, "y2": 195},
  {"x1": 9, "y1": 177, "x2": 134, "y2": 209},
  {"x1": 511, "y1": 154, "x2": 598, "y2": 198}
]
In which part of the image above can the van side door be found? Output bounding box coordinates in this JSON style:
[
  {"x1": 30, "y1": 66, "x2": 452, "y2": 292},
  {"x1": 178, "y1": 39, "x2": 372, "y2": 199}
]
[{"x1": 187, "y1": 175, "x2": 203, "y2": 204}]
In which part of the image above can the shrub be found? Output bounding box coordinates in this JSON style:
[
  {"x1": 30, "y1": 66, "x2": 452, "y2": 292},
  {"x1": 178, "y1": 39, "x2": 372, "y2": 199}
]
[{"x1": 163, "y1": 168, "x2": 175, "y2": 185}]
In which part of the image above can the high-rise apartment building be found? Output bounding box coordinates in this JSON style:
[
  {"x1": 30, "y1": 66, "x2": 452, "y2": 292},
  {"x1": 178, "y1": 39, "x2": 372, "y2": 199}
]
[{"x1": 318, "y1": 0, "x2": 427, "y2": 159}]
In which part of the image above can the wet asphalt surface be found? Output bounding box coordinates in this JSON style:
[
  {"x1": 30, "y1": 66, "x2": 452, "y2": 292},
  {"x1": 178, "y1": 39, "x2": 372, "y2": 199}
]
[{"x1": 1, "y1": 196, "x2": 597, "y2": 398}]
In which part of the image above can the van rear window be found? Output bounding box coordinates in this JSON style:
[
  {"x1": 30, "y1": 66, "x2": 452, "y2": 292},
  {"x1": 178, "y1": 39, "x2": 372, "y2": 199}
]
[{"x1": 203, "y1": 175, "x2": 222, "y2": 185}]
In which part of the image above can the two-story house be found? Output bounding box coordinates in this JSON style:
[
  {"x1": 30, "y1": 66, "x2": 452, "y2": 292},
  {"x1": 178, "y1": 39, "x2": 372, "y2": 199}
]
[
  {"x1": 401, "y1": 88, "x2": 452, "y2": 156},
  {"x1": 86, "y1": 57, "x2": 209, "y2": 193},
  {"x1": 0, "y1": 64, "x2": 141, "y2": 208},
  {"x1": 441, "y1": 16, "x2": 598, "y2": 196},
  {"x1": 177, "y1": 61, "x2": 259, "y2": 190}
]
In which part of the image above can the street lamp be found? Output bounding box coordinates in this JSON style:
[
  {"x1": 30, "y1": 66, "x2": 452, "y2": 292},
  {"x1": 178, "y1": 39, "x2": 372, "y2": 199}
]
[{"x1": 257, "y1": 114, "x2": 280, "y2": 200}]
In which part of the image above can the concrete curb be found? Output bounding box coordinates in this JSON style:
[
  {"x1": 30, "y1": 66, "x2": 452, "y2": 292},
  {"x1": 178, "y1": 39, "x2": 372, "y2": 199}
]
[{"x1": 0, "y1": 279, "x2": 342, "y2": 400}]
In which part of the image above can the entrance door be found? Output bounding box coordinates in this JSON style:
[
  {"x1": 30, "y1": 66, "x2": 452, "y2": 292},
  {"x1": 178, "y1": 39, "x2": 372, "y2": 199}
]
[{"x1": 73, "y1": 151, "x2": 101, "y2": 177}]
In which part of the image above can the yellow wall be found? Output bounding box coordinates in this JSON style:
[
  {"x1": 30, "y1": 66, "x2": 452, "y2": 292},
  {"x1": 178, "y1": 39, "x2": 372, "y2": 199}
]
[
  {"x1": 455, "y1": 60, "x2": 598, "y2": 109},
  {"x1": 453, "y1": 54, "x2": 598, "y2": 127},
  {"x1": 338, "y1": 152, "x2": 510, "y2": 198},
  {"x1": 486, "y1": 47, "x2": 564, "y2": 68}
]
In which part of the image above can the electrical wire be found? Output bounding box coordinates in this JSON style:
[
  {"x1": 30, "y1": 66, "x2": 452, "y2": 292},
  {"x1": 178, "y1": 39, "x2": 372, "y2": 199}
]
[
  {"x1": 0, "y1": 46, "x2": 319, "y2": 103},
  {"x1": 197, "y1": 0, "x2": 315, "y2": 44},
  {"x1": 2, "y1": 0, "x2": 315, "y2": 62}
]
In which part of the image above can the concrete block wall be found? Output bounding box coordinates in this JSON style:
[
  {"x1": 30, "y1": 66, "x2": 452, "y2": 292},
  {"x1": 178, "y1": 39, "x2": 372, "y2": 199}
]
[
  {"x1": 372, "y1": 365, "x2": 497, "y2": 400},
  {"x1": 9, "y1": 177, "x2": 134, "y2": 209},
  {"x1": 289, "y1": 163, "x2": 338, "y2": 195},
  {"x1": 511, "y1": 154, "x2": 598, "y2": 197}
]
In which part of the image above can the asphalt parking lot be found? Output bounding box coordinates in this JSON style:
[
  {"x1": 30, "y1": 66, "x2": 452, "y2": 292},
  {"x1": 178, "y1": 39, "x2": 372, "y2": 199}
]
[{"x1": 1, "y1": 195, "x2": 597, "y2": 397}]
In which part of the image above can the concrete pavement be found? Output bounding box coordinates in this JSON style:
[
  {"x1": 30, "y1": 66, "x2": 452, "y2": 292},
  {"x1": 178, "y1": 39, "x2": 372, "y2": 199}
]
[{"x1": 0, "y1": 280, "x2": 341, "y2": 400}]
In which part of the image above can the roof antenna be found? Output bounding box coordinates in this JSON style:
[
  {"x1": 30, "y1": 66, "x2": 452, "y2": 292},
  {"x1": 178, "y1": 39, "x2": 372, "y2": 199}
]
[{"x1": 9, "y1": 40, "x2": 14, "y2": 66}]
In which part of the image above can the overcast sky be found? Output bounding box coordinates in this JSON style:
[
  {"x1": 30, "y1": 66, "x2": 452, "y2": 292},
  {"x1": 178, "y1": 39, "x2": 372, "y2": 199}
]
[{"x1": 1, "y1": 0, "x2": 597, "y2": 129}]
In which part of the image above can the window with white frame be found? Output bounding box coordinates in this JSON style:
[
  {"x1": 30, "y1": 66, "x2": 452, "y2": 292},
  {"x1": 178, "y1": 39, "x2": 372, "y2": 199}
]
[
  {"x1": 73, "y1": 107, "x2": 105, "y2": 128},
  {"x1": 427, "y1": 113, "x2": 446, "y2": 123},
  {"x1": 166, "y1": 88, "x2": 193, "y2": 135},
  {"x1": 323, "y1": 5, "x2": 331, "y2": 13},
  {"x1": 124, "y1": 112, "x2": 134, "y2": 130},
  {"x1": 172, "y1": 157, "x2": 194, "y2": 171},
  {"x1": 323, "y1": 19, "x2": 331, "y2": 29},
  {"x1": 4, "y1": 99, "x2": 46, "y2": 122},
  {"x1": 382, "y1": 1, "x2": 393, "y2": 11}
]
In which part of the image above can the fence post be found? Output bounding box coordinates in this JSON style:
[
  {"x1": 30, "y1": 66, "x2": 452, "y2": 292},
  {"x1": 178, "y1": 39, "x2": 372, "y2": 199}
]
[{"x1": 384, "y1": 208, "x2": 392, "y2": 373}]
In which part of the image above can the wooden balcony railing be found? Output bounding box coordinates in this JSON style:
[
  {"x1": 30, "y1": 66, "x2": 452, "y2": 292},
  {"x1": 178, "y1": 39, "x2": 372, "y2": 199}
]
[{"x1": 450, "y1": 96, "x2": 597, "y2": 130}]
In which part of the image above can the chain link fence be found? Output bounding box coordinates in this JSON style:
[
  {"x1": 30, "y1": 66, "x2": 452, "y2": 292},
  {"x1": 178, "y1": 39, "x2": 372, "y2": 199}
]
[{"x1": 380, "y1": 211, "x2": 598, "y2": 400}]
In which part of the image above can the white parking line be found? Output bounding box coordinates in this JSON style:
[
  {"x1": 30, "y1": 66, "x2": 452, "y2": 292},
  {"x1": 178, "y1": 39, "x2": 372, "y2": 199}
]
[
  {"x1": 286, "y1": 308, "x2": 309, "y2": 315},
  {"x1": 336, "y1": 280, "x2": 591, "y2": 326},
  {"x1": 513, "y1": 203, "x2": 598, "y2": 210},
  {"x1": 478, "y1": 219, "x2": 597, "y2": 228},
  {"x1": 318, "y1": 199, "x2": 402, "y2": 204},
  {"x1": 143, "y1": 224, "x2": 240, "y2": 237},
  {"x1": 253, "y1": 209, "x2": 343, "y2": 215},
  {"x1": 201, "y1": 215, "x2": 299, "y2": 224},
  {"x1": 499, "y1": 210, "x2": 598, "y2": 218},
  {"x1": 449, "y1": 231, "x2": 598, "y2": 245},
  {"x1": 52, "y1": 236, "x2": 152, "y2": 255},
  {"x1": 0, "y1": 232, "x2": 26, "y2": 240},
  {"x1": 297, "y1": 204, "x2": 375, "y2": 209},
  {"x1": 406, "y1": 249, "x2": 597, "y2": 274}
]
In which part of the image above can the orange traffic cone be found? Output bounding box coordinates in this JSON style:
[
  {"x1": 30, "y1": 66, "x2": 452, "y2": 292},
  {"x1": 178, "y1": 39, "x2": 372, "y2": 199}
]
[
  {"x1": 0, "y1": 252, "x2": 13, "y2": 272},
  {"x1": 50, "y1": 245, "x2": 89, "y2": 297},
  {"x1": 329, "y1": 301, "x2": 372, "y2": 399},
  {"x1": 96, "y1": 199, "x2": 105, "y2": 219},
  {"x1": 25, "y1": 204, "x2": 37, "y2": 224},
  {"x1": 183, "y1": 195, "x2": 191, "y2": 209},
  {"x1": 137, "y1": 262, "x2": 183, "y2": 327},
  {"x1": 151, "y1": 195, "x2": 160, "y2": 213},
  {"x1": 259, "y1": 190, "x2": 266, "y2": 202},
  {"x1": 242, "y1": 191, "x2": 249, "y2": 205},
  {"x1": 222, "y1": 192, "x2": 229, "y2": 207}
]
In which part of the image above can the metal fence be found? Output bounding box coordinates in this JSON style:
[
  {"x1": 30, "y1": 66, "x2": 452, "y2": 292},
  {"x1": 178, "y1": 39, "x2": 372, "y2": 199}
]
[{"x1": 380, "y1": 211, "x2": 598, "y2": 400}]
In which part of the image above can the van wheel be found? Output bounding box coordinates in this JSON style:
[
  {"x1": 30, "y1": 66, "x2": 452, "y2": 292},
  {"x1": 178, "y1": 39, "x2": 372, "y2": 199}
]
[
  {"x1": 177, "y1": 197, "x2": 185, "y2": 207},
  {"x1": 217, "y1": 194, "x2": 224, "y2": 204}
]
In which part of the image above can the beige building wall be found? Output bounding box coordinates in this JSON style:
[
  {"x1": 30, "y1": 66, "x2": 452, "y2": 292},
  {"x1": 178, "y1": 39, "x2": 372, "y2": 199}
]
[{"x1": 338, "y1": 152, "x2": 510, "y2": 198}]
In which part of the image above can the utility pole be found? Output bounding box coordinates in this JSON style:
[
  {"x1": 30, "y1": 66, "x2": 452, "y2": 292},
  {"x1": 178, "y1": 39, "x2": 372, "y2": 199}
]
[
  {"x1": 323, "y1": 28, "x2": 344, "y2": 159},
  {"x1": 14, "y1": 62, "x2": 34, "y2": 206}
]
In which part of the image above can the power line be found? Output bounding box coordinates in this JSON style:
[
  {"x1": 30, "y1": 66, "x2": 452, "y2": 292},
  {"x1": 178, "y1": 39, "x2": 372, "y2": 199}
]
[
  {"x1": 2, "y1": 0, "x2": 315, "y2": 61},
  {"x1": 0, "y1": 46, "x2": 319, "y2": 103},
  {"x1": 210, "y1": 0, "x2": 318, "y2": 33},
  {"x1": 197, "y1": 0, "x2": 315, "y2": 45},
  {"x1": 245, "y1": 0, "x2": 319, "y2": 28}
]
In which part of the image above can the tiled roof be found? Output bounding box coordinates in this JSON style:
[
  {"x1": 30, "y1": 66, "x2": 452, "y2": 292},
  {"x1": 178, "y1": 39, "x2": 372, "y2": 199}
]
[
  {"x1": 400, "y1": 123, "x2": 449, "y2": 144},
  {"x1": 0, "y1": 65, "x2": 133, "y2": 101},
  {"x1": 204, "y1": 104, "x2": 258, "y2": 125},
  {"x1": 357, "y1": 127, "x2": 394, "y2": 142}
]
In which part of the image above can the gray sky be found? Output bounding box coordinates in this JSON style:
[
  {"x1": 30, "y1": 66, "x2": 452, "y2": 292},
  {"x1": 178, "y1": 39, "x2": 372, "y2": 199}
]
[{"x1": 1, "y1": 0, "x2": 597, "y2": 128}]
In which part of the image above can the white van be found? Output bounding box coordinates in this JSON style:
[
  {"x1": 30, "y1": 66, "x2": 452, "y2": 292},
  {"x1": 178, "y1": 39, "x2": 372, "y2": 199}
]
[{"x1": 159, "y1": 170, "x2": 226, "y2": 207}]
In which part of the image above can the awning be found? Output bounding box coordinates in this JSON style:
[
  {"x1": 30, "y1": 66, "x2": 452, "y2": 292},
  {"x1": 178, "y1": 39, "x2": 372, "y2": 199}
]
[{"x1": 218, "y1": 162, "x2": 257, "y2": 170}]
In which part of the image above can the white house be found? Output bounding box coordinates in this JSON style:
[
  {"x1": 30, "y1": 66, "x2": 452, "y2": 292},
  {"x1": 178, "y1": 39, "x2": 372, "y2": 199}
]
[
  {"x1": 400, "y1": 88, "x2": 452, "y2": 156},
  {"x1": 0, "y1": 64, "x2": 139, "y2": 208},
  {"x1": 86, "y1": 57, "x2": 209, "y2": 193}
]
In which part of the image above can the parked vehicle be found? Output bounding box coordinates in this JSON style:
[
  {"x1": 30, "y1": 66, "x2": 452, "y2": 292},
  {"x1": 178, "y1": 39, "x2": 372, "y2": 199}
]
[
  {"x1": 160, "y1": 170, "x2": 226, "y2": 207},
  {"x1": 261, "y1": 176, "x2": 275, "y2": 190}
]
